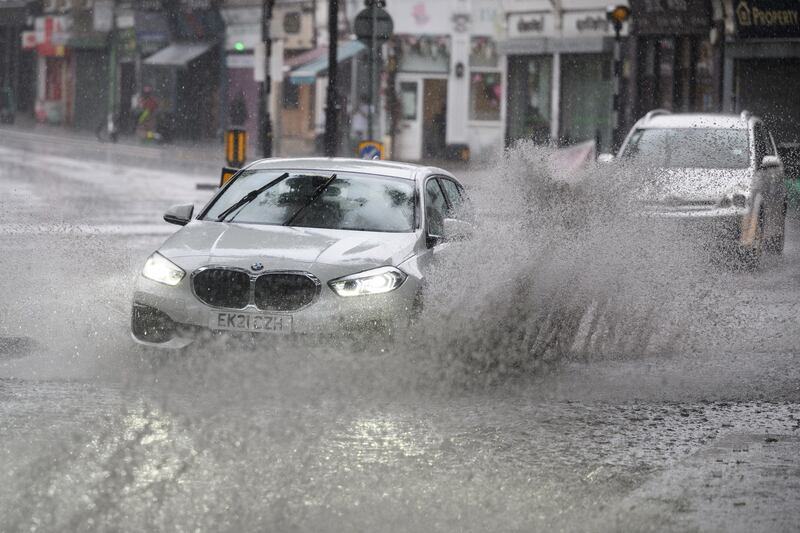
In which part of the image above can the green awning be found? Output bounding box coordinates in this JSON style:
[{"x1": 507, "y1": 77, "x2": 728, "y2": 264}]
[{"x1": 289, "y1": 40, "x2": 366, "y2": 85}]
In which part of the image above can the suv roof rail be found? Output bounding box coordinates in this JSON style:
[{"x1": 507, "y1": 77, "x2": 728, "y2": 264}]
[
  {"x1": 643, "y1": 109, "x2": 671, "y2": 122},
  {"x1": 740, "y1": 110, "x2": 752, "y2": 121}
]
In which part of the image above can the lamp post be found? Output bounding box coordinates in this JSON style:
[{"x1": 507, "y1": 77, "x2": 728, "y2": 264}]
[
  {"x1": 259, "y1": 0, "x2": 274, "y2": 158},
  {"x1": 606, "y1": 4, "x2": 630, "y2": 151}
]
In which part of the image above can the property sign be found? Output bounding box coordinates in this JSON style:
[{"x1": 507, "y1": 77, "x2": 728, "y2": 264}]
[{"x1": 735, "y1": 0, "x2": 800, "y2": 39}]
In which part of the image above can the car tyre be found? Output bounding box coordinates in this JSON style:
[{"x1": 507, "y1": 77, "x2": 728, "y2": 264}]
[
  {"x1": 765, "y1": 201, "x2": 787, "y2": 255},
  {"x1": 737, "y1": 209, "x2": 765, "y2": 270}
]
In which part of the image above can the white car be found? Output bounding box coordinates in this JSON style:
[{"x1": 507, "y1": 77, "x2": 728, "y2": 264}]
[
  {"x1": 131, "y1": 158, "x2": 471, "y2": 349},
  {"x1": 605, "y1": 110, "x2": 787, "y2": 263}
]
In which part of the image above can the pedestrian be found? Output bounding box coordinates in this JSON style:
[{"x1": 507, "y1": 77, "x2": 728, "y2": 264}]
[{"x1": 136, "y1": 86, "x2": 160, "y2": 142}]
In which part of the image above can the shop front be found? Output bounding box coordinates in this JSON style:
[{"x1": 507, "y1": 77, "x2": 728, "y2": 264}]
[
  {"x1": 627, "y1": 0, "x2": 718, "y2": 125},
  {"x1": 386, "y1": 0, "x2": 504, "y2": 161},
  {"x1": 26, "y1": 15, "x2": 74, "y2": 125},
  {"x1": 140, "y1": 5, "x2": 224, "y2": 140},
  {"x1": 724, "y1": 0, "x2": 800, "y2": 159},
  {"x1": 502, "y1": 4, "x2": 619, "y2": 152}
]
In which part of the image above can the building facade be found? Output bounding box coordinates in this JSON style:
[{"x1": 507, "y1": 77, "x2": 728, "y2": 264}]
[
  {"x1": 500, "y1": 0, "x2": 624, "y2": 153},
  {"x1": 723, "y1": 0, "x2": 800, "y2": 149},
  {"x1": 385, "y1": 0, "x2": 505, "y2": 161}
]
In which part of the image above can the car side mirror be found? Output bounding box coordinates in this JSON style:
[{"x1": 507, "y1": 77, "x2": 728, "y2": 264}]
[
  {"x1": 443, "y1": 218, "x2": 474, "y2": 242},
  {"x1": 163, "y1": 203, "x2": 194, "y2": 226},
  {"x1": 761, "y1": 155, "x2": 780, "y2": 169},
  {"x1": 597, "y1": 153, "x2": 614, "y2": 163}
]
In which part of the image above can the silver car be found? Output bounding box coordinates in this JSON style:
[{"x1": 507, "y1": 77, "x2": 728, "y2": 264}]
[
  {"x1": 606, "y1": 110, "x2": 787, "y2": 262},
  {"x1": 131, "y1": 158, "x2": 471, "y2": 349}
]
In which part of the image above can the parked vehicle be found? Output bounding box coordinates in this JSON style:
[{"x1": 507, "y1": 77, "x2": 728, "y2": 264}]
[
  {"x1": 131, "y1": 158, "x2": 472, "y2": 349},
  {"x1": 601, "y1": 110, "x2": 787, "y2": 265}
]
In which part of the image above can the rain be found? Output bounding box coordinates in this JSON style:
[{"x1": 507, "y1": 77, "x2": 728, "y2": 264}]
[{"x1": 1, "y1": 1, "x2": 799, "y2": 532}]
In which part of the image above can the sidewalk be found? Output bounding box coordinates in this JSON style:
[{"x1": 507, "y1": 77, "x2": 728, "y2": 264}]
[
  {"x1": 1, "y1": 115, "x2": 226, "y2": 167},
  {"x1": 0, "y1": 115, "x2": 475, "y2": 172}
]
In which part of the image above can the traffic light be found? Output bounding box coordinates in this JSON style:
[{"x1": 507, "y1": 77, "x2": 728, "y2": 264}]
[{"x1": 606, "y1": 5, "x2": 631, "y2": 33}]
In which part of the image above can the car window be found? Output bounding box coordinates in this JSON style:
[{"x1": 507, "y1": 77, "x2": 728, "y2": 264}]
[
  {"x1": 425, "y1": 179, "x2": 447, "y2": 237},
  {"x1": 204, "y1": 170, "x2": 416, "y2": 232},
  {"x1": 621, "y1": 127, "x2": 750, "y2": 169},
  {"x1": 768, "y1": 131, "x2": 778, "y2": 157},
  {"x1": 439, "y1": 178, "x2": 463, "y2": 212}
]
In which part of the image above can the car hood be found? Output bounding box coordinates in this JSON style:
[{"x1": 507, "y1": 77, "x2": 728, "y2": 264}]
[
  {"x1": 638, "y1": 167, "x2": 752, "y2": 204},
  {"x1": 158, "y1": 221, "x2": 419, "y2": 272}
]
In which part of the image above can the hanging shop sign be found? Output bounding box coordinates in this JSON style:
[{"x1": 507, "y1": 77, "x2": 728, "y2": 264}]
[
  {"x1": 629, "y1": 0, "x2": 710, "y2": 35},
  {"x1": 735, "y1": 0, "x2": 800, "y2": 39}
]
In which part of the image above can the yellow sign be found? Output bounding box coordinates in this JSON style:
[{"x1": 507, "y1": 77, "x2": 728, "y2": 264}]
[
  {"x1": 225, "y1": 128, "x2": 247, "y2": 168},
  {"x1": 220, "y1": 166, "x2": 238, "y2": 187}
]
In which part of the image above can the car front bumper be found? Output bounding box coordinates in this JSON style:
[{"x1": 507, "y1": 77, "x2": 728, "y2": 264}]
[
  {"x1": 131, "y1": 274, "x2": 420, "y2": 349},
  {"x1": 640, "y1": 205, "x2": 755, "y2": 247}
]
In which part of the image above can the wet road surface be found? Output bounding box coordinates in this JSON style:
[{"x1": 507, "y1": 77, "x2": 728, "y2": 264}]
[{"x1": 0, "y1": 128, "x2": 798, "y2": 532}]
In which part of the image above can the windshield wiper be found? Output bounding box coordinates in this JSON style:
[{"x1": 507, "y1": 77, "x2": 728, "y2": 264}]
[
  {"x1": 216, "y1": 172, "x2": 290, "y2": 222},
  {"x1": 283, "y1": 174, "x2": 337, "y2": 226}
]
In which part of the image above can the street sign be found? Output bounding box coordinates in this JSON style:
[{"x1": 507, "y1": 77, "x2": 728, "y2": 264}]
[
  {"x1": 354, "y1": 5, "x2": 394, "y2": 43},
  {"x1": 220, "y1": 166, "x2": 238, "y2": 187},
  {"x1": 225, "y1": 128, "x2": 247, "y2": 168},
  {"x1": 358, "y1": 140, "x2": 385, "y2": 160}
]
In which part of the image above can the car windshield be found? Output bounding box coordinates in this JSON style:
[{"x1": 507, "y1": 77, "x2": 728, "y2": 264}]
[
  {"x1": 621, "y1": 127, "x2": 751, "y2": 169},
  {"x1": 203, "y1": 170, "x2": 416, "y2": 232}
]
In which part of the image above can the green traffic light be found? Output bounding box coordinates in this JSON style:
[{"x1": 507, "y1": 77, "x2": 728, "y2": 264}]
[{"x1": 234, "y1": 41, "x2": 245, "y2": 52}]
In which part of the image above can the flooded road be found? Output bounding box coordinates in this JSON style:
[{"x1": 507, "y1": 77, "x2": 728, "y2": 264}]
[{"x1": 0, "y1": 129, "x2": 798, "y2": 532}]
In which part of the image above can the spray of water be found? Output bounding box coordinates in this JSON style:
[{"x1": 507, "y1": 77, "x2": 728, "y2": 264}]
[{"x1": 0, "y1": 142, "x2": 745, "y2": 531}]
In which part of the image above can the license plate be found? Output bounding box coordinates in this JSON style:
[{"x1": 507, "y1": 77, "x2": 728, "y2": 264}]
[{"x1": 211, "y1": 312, "x2": 293, "y2": 334}]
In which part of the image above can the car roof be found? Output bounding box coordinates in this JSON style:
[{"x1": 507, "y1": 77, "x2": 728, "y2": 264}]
[
  {"x1": 638, "y1": 113, "x2": 751, "y2": 130},
  {"x1": 246, "y1": 157, "x2": 456, "y2": 181}
]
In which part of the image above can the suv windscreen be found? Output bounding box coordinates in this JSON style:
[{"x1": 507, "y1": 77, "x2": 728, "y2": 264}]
[
  {"x1": 621, "y1": 128, "x2": 750, "y2": 169},
  {"x1": 204, "y1": 170, "x2": 416, "y2": 232}
]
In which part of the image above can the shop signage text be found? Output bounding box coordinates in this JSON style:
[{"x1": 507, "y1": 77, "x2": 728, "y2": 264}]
[
  {"x1": 575, "y1": 16, "x2": 609, "y2": 32},
  {"x1": 629, "y1": 0, "x2": 710, "y2": 35},
  {"x1": 517, "y1": 16, "x2": 544, "y2": 33},
  {"x1": 735, "y1": 0, "x2": 800, "y2": 39}
]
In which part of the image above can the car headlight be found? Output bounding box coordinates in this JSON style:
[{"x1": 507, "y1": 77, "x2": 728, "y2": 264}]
[
  {"x1": 142, "y1": 252, "x2": 185, "y2": 286},
  {"x1": 328, "y1": 266, "x2": 407, "y2": 297}
]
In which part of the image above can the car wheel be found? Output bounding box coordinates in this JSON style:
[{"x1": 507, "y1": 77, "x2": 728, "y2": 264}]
[
  {"x1": 766, "y1": 200, "x2": 787, "y2": 255},
  {"x1": 738, "y1": 209, "x2": 765, "y2": 269}
]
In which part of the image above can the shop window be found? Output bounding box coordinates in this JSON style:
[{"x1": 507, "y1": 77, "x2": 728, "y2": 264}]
[
  {"x1": 560, "y1": 54, "x2": 612, "y2": 150},
  {"x1": 397, "y1": 35, "x2": 450, "y2": 73},
  {"x1": 283, "y1": 81, "x2": 300, "y2": 109},
  {"x1": 400, "y1": 82, "x2": 417, "y2": 120},
  {"x1": 469, "y1": 72, "x2": 501, "y2": 121},
  {"x1": 469, "y1": 37, "x2": 498, "y2": 68},
  {"x1": 506, "y1": 55, "x2": 552, "y2": 144}
]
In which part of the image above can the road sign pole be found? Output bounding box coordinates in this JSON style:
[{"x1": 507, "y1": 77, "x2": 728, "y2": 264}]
[
  {"x1": 324, "y1": 0, "x2": 340, "y2": 157},
  {"x1": 367, "y1": 0, "x2": 377, "y2": 140}
]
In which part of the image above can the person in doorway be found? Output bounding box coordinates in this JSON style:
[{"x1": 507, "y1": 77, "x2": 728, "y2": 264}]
[{"x1": 135, "y1": 86, "x2": 160, "y2": 142}]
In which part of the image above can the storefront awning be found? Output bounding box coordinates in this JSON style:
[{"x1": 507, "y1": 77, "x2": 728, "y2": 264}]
[
  {"x1": 144, "y1": 42, "x2": 214, "y2": 66},
  {"x1": 289, "y1": 40, "x2": 366, "y2": 85}
]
